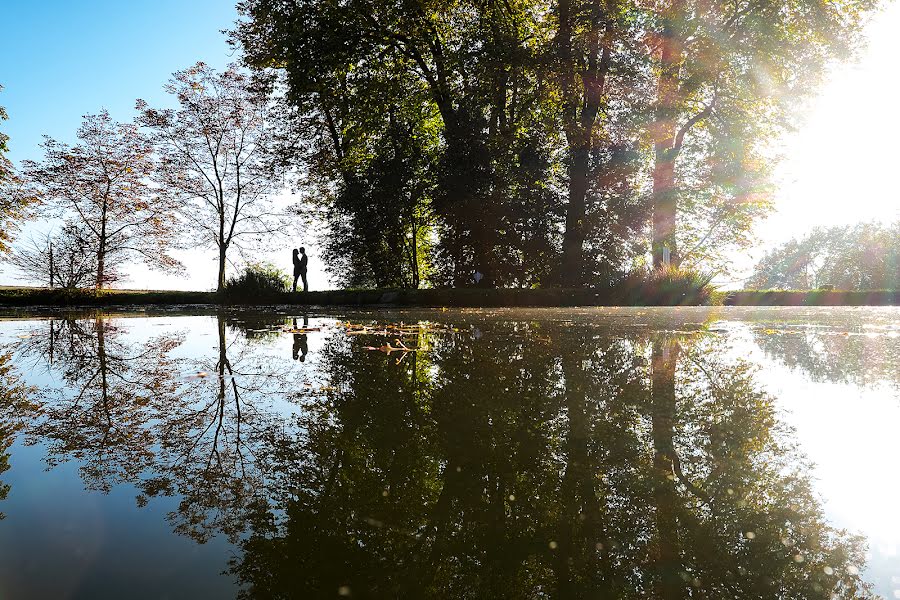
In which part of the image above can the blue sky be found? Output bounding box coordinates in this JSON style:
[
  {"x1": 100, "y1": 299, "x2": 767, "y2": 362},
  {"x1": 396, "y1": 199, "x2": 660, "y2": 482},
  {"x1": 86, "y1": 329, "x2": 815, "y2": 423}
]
[{"x1": 0, "y1": 0, "x2": 237, "y2": 164}]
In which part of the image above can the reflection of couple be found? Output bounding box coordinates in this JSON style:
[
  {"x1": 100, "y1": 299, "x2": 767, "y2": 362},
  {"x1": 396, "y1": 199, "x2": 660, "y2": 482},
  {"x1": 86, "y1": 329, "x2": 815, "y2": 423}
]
[{"x1": 291, "y1": 315, "x2": 309, "y2": 362}]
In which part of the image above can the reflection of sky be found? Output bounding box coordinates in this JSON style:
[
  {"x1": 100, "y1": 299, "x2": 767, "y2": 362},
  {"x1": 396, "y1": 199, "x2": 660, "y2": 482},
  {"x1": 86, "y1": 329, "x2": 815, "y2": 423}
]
[
  {"x1": 1, "y1": 308, "x2": 899, "y2": 597},
  {"x1": 0, "y1": 314, "x2": 332, "y2": 599},
  {"x1": 756, "y1": 355, "x2": 900, "y2": 598}
]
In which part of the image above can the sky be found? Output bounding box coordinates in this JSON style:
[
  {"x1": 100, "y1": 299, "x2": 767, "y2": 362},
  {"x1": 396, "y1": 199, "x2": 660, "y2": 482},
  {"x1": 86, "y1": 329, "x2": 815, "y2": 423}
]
[
  {"x1": 741, "y1": 0, "x2": 900, "y2": 274},
  {"x1": 0, "y1": 0, "x2": 324, "y2": 290},
  {"x1": 1, "y1": 0, "x2": 898, "y2": 290}
]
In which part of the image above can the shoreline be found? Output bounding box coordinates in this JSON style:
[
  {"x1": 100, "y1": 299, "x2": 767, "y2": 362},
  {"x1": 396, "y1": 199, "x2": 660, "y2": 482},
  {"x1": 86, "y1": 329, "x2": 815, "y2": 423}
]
[{"x1": 0, "y1": 287, "x2": 898, "y2": 308}]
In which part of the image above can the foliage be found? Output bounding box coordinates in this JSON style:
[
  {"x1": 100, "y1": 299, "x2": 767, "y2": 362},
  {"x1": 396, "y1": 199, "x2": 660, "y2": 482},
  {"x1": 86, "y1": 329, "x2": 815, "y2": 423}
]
[
  {"x1": 0, "y1": 85, "x2": 36, "y2": 255},
  {"x1": 753, "y1": 319, "x2": 900, "y2": 389},
  {"x1": 295, "y1": 72, "x2": 440, "y2": 289},
  {"x1": 235, "y1": 0, "x2": 880, "y2": 288},
  {"x1": 746, "y1": 222, "x2": 900, "y2": 290},
  {"x1": 646, "y1": 0, "x2": 875, "y2": 272},
  {"x1": 2, "y1": 314, "x2": 886, "y2": 596},
  {"x1": 20, "y1": 111, "x2": 181, "y2": 289},
  {"x1": 236, "y1": 0, "x2": 568, "y2": 288},
  {"x1": 224, "y1": 262, "x2": 290, "y2": 300},
  {"x1": 614, "y1": 266, "x2": 716, "y2": 305},
  {"x1": 137, "y1": 63, "x2": 286, "y2": 293},
  {"x1": 0, "y1": 351, "x2": 34, "y2": 520}
]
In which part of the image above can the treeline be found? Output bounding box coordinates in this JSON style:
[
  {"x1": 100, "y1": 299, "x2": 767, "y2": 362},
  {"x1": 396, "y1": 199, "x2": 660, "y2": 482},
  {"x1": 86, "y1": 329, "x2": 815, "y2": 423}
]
[
  {"x1": 1, "y1": 66, "x2": 284, "y2": 293},
  {"x1": 0, "y1": 0, "x2": 879, "y2": 291},
  {"x1": 234, "y1": 0, "x2": 875, "y2": 288},
  {"x1": 746, "y1": 221, "x2": 900, "y2": 290}
]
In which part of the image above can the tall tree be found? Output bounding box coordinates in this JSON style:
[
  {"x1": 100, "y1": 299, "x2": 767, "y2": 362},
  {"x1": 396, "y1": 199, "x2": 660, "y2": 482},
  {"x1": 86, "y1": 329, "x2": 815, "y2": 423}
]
[
  {"x1": 646, "y1": 0, "x2": 877, "y2": 269},
  {"x1": 236, "y1": 0, "x2": 562, "y2": 288},
  {"x1": 554, "y1": 0, "x2": 617, "y2": 285},
  {"x1": 21, "y1": 111, "x2": 180, "y2": 289},
  {"x1": 273, "y1": 55, "x2": 440, "y2": 288},
  {"x1": 137, "y1": 63, "x2": 285, "y2": 292}
]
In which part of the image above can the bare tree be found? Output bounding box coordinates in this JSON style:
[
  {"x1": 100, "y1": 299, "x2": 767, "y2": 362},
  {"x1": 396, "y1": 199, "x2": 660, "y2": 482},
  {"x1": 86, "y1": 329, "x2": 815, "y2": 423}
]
[
  {"x1": 137, "y1": 63, "x2": 285, "y2": 293},
  {"x1": 8, "y1": 222, "x2": 97, "y2": 288},
  {"x1": 21, "y1": 111, "x2": 181, "y2": 289}
]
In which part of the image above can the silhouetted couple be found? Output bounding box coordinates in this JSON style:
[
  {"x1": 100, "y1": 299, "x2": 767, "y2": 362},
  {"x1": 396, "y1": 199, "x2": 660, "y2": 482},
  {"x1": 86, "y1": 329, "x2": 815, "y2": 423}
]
[
  {"x1": 292, "y1": 247, "x2": 308, "y2": 293},
  {"x1": 292, "y1": 316, "x2": 309, "y2": 362}
]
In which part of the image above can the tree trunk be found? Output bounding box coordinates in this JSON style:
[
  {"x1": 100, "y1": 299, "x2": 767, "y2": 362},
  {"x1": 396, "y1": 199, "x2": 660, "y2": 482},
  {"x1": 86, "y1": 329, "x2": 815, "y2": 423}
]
[
  {"x1": 217, "y1": 245, "x2": 227, "y2": 294},
  {"x1": 560, "y1": 143, "x2": 590, "y2": 287},
  {"x1": 96, "y1": 317, "x2": 110, "y2": 434},
  {"x1": 96, "y1": 207, "x2": 108, "y2": 290},
  {"x1": 555, "y1": 339, "x2": 611, "y2": 597},
  {"x1": 217, "y1": 315, "x2": 227, "y2": 409},
  {"x1": 652, "y1": 157, "x2": 678, "y2": 269},
  {"x1": 558, "y1": 0, "x2": 612, "y2": 287},
  {"x1": 650, "y1": 338, "x2": 685, "y2": 600},
  {"x1": 651, "y1": 1, "x2": 684, "y2": 270},
  {"x1": 48, "y1": 242, "x2": 54, "y2": 289}
]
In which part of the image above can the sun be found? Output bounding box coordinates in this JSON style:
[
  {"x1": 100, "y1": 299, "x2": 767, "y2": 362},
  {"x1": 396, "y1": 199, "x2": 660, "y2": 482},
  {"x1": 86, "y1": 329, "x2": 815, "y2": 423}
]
[{"x1": 764, "y1": 2, "x2": 900, "y2": 247}]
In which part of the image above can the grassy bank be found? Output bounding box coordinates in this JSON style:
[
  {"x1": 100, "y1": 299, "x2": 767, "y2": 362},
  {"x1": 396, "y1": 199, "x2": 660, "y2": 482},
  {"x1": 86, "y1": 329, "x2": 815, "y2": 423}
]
[
  {"x1": 0, "y1": 287, "x2": 215, "y2": 307},
  {"x1": 1, "y1": 286, "x2": 898, "y2": 308},
  {"x1": 722, "y1": 290, "x2": 900, "y2": 306}
]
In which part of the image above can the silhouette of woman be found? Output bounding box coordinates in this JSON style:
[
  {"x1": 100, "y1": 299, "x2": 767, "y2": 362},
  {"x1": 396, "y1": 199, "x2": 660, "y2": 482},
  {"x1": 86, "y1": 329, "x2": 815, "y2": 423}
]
[{"x1": 292, "y1": 248, "x2": 308, "y2": 292}]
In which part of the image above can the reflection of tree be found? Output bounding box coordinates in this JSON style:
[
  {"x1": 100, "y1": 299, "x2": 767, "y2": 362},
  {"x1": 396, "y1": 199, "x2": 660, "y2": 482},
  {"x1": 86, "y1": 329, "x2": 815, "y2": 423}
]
[
  {"x1": 140, "y1": 314, "x2": 296, "y2": 543},
  {"x1": 231, "y1": 324, "x2": 876, "y2": 598},
  {"x1": 11, "y1": 313, "x2": 298, "y2": 544},
  {"x1": 234, "y1": 324, "x2": 442, "y2": 597},
  {"x1": 754, "y1": 327, "x2": 900, "y2": 388},
  {"x1": 17, "y1": 316, "x2": 183, "y2": 492},
  {"x1": 5, "y1": 314, "x2": 880, "y2": 596},
  {"x1": 0, "y1": 352, "x2": 35, "y2": 519},
  {"x1": 647, "y1": 335, "x2": 875, "y2": 598}
]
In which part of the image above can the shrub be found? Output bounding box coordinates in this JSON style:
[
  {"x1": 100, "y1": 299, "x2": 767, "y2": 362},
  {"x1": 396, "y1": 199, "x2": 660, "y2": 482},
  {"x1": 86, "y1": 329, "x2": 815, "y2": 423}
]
[
  {"x1": 613, "y1": 266, "x2": 716, "y2": 305},
  {"x1": 223, "y1": 263, "x2": 289, "y2": 301}
]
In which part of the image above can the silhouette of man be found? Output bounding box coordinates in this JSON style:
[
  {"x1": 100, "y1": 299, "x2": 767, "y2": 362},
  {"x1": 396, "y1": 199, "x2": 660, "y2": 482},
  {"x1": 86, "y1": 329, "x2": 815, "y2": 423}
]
[
  {"x1": 291, "y1": 316, "x2": 309, "y2": 362},
  {"x1": 292, "y1": 247, "x2": 309, "y2": 292}
]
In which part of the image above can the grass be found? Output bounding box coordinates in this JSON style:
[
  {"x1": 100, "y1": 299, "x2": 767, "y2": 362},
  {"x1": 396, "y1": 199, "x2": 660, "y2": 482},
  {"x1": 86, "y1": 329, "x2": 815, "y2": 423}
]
[
  {"x1": 722, "y1": 289, "x2": 900, "y2": 306},
  {"x1": 1, "y1": 285, "x2": 897, "y2": 308},
  {"x1": 0, "y1": 287, "x2": 215, "y2": 307}
]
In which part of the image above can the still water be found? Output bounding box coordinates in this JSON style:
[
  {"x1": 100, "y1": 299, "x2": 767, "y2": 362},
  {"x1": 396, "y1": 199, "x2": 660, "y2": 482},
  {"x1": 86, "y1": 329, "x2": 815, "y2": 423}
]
[{"x1": 0, "y1": 307, "x2": 898, "y2": 599}]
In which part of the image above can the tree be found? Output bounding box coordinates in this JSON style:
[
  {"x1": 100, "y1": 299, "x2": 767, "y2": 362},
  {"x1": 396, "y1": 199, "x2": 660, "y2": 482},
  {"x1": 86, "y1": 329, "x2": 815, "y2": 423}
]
[
  {"x1": 553, "y1": 0, "x2": 652, "y2": 285},
  {"x1": 236, "y1": 0, "x2": 565, "y2": 288},
  {"x1": 0, "y1": 85, "x2": 35, "y2": 256},
  {"x1": 227, "y1": 320, "x2": 875, "y2": 598},
  {"x1": 0, "y1": 351, "x2": 34, "y2": 520},
  {"x1": 137, "y1": 63, "x2": 285, "y2": 293},
  {"x1": 8, "y1": 222, "x2": 96, "y2": 288},
  {"x1": 646, "y1": 0, "x2": 877, "y2": 270},
  {"x1": 746, "y1": 222, "x2": 900, "y2": 290},
  {"x1": 21, "y1": 111, "x2": 180, "y2": 289},
  {"x1": 274, "y1": 59, "x2": 440, "y2": 288}
]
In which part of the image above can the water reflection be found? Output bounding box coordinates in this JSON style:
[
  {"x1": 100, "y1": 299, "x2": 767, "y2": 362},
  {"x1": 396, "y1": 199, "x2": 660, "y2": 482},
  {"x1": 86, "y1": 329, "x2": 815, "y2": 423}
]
[
  {"x1": 292, "y1": 316, "x2": 310, "y2": 362},
  {"x1": 1, "y1": 311, "x2": 891, "y2": 598},
  {"x1": 753, "y1": 323, "x2": 900, "y2": 388},
  {"x1": 0, "y1": 351, "x2": 33, "y2": 520}
]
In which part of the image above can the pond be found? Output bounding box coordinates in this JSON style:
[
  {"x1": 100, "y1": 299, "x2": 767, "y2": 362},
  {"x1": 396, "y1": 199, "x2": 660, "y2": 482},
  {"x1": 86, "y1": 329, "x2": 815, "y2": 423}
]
[{"x1": 0, "y1": 307, "x2": 898, "y2": 599}]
